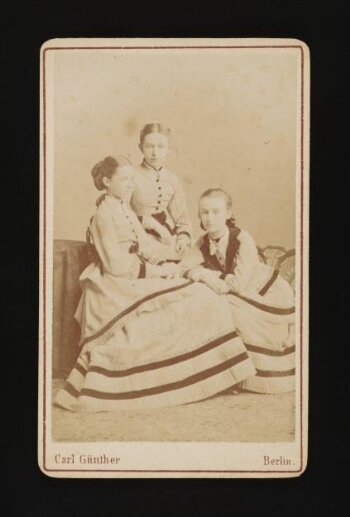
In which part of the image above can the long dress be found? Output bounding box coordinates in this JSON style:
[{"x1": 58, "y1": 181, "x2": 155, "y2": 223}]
[
  {"x1": 187, "y1": 226, "x2": 295, "y2": 394},
  {"x1": 54, "y1": 195, "x2": 256, "y2": 411},
  {"x1": 131, "y1": 160, "x2": 192, "y2": 260}
]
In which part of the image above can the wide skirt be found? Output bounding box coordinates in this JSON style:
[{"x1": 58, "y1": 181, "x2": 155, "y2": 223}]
[
  {"x1": 227, "y1": 273, "x2": 295, "y2": 394},
  {"x1": 55, "y1": 279, "x2": 256, "y2": 411}
]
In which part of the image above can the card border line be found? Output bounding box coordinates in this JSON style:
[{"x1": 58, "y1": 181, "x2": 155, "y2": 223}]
[{"x1": 41, "y1": 43, "x2": 305, "y2": 475}]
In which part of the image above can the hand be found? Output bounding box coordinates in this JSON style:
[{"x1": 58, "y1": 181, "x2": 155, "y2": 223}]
[
  {"x1": 178, "y1": 264, "x2": 194, "y2": 278},
  {"x1": 175, "y1": 236, "x2": 190, "y2": 255},
  {"x1": 203, "y1": 274, "x2": 230, "y2": 295},
  {"x1": 186, "y1": 266, "x2": 205, "y2": 282},
  {"x1": 145, "y1": 254, "x2": 164, "y2": 265},
  {"x1": 159, "y1": 262, "x2": 180, "y2": 279},
  {"x1": 224, "y1": 274, "x2": 237, "y2": 292},
  {"x1": 156, "y1": 224, "x2": 172, "y2": 245},
  {"x1": 139, "y1": 250, "x2": 164, "y2": 265}
]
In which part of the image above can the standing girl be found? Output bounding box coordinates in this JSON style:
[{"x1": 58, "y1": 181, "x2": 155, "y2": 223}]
[
  {"x1": 186, "y1": 188, "x2": 295, "y2": 394},
  {"x1": 131, "y1": 122, "x2": 192, "y2": 260}
]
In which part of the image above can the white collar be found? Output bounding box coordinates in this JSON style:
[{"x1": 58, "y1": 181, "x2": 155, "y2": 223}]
[
  {"x1": 208, "y1": 227, "x2": 229, "y2": 256},
  {"x1": 141, "y1": 160, "x2": 164, "y2": 174}
]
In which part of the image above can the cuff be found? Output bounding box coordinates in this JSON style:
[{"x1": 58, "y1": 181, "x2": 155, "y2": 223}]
[
  {"x1": 176, "y1": 231, "x2": 191, "y2": 242},
  {"x1": 224, "y1": 273, "x2": 240, "y2": 292}
]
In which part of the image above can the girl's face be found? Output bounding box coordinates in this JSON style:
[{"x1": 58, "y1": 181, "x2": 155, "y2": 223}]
[
  {"x1": 103, "y1": 165, "x2": 135, "y2": 201},
  {"x1": 199, "y1": 196, "x2": 231, "y2": 236},
  {"x1": 141, "y1": 132, "x2": 169, "y2": 170}
]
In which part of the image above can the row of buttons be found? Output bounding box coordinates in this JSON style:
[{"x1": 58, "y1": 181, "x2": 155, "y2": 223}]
[
  {"x1": 156, "y1": 175, "x2": 162, "y2": 211},
  {"x1": 121, "y1": 200, "x2": 138, "y2": 239}
]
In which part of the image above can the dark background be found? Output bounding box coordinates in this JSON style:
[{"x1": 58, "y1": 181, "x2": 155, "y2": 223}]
[{"x1": 3, "y1": 1, "x2": 348, "y2": 516}]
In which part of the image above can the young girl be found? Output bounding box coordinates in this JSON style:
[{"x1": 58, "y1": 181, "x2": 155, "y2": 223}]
[
  {"x1": 55, "y1": 159, "x2": 256, "y2": 412},
  {"x1": 131, "y1": 122, "x2": 192, "y2": 260},
  {"x1": 185, "y1": 188, "x2": 295, "y2": 394}
]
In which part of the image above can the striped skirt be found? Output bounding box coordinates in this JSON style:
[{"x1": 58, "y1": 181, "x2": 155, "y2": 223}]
[
  {"x1": 55, "y1": 281, "x2": 256, "y2": 411},
  {"x1": 227, "y1": 278, "x2": 295, "y2": 394}
]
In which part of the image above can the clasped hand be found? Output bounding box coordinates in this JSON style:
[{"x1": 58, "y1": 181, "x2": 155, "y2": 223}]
[
  {"x1": 175, "y1": 236, "x2": 190, "y2": 256},
  {"x1": 159, "y1": 262, "x2": 180, "y2": 279},
  {"x1": 203, "y1": 274, "x2": 230, "y2": 295},
  {"x1": 187, "y1": 267, "x2": 230, "y2": 295}
]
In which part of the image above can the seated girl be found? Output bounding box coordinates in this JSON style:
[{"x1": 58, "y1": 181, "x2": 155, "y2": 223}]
[
  {"x1": 55, "y1": 158, "x2": 255, "y2": 412},
  {"x1": 185, "y1": 188, "x2": 295, "y2": 394}
]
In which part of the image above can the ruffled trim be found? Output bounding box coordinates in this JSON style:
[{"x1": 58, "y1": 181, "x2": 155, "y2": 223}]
[
  {"x1": 55, "y1": 333, "x2": 257, "y2": 412},
  {"x1": 84, "y1": 326, "x2": 239, "y2": 371},
  {"x1": 238, "y1": 373, "x2": 295, "y2": 394}
]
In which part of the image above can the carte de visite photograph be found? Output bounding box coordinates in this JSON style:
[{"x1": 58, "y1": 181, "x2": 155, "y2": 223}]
[{"x1": 38, "y1": 37, "x2": 309, "y2": 478}]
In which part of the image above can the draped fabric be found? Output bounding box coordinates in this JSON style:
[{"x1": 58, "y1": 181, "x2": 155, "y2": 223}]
[
  {"x1": 53, "y1": 197, "x2": 258, "y2": 411},
  {"x1": 52, "y1": 239, "x2": 296, "y2": 385},
  {"x1": 52, "y1": 240, "x2": 91, "y2": 377},
  {"x1": 55, "y1": 283, "x2": 256, "y2": 411}
]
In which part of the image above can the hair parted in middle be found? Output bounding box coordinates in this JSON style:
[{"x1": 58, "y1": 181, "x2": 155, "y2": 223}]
[
  {"x1": 199, "y1": 188, "x2": 236, "y2": 229},
  {"x1": 91, "y1": 155, "x2": 131, "y2": 191},
  {"x1": 139, "y1": 122, "x2": 171, "y2": 147}
]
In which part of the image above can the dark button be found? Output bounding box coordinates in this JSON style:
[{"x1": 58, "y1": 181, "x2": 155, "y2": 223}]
[
  {"x1": 156, "y1": 178, "x2": 159, "y2": 182},
  {"x1": 158, "y1": 186, "x2": 161, "y2": 190},
  {"x1": 157, "y1": 200, "x2": 161, "y2": 204}
]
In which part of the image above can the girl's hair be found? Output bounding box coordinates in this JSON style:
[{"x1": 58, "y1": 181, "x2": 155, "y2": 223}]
[
  {"x1": 199, "y1": 188, "x2": 236, "y2": 229},
  {"x1": 91, "y1": 155, "x2": 131, "y2": 191},
  {"x1": 139, "y1": 122, "x2": 171, "y2": 147}
]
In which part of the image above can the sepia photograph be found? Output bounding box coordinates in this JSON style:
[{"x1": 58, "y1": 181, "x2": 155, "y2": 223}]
[{"x1": 38, "y1": 38, "x2": 309, "y2": 478}]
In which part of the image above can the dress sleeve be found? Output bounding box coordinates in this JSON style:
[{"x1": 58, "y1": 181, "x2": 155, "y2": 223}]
[
  {"x1": 225, "y1": 231, "x2": 259, "y2": 294},
  {"x1": 167, "y1": 176, "x2": 192, "y2": 241},
  {"x1": 91, "y1": 211, "x2": 144, "y2": 279},
  {"x1": 180, "y1": 237, "x2": 220, "y2": 279}
]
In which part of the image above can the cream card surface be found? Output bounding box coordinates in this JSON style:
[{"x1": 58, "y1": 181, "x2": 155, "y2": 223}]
[{"x1": 38, "y1": 38, "x2": 309, "y2": 478}]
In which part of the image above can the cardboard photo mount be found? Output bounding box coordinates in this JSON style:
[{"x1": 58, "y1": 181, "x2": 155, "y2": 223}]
[{"x1": 38, "y1": 38, "x2": 309, "y2": 478}]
